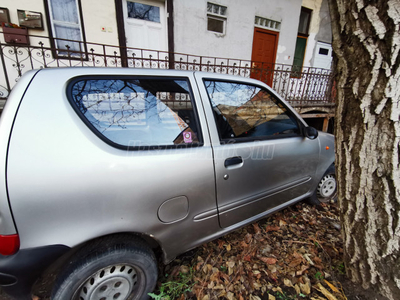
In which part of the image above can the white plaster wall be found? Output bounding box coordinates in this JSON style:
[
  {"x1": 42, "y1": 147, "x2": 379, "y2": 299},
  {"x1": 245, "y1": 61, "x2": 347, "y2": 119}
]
[
  {"x1": 1, "y1": 1, "x2": 46, "y2": 30},
  {"x1": 1, "y1": 0, "x2": 119, "y2": 46},
  {"x1": 80, "y1": 0, "x2": 119, "y2": 46},
  {"x1": 0, "y1": 0, "x2": 120, "y2": 98},
  {"x1": 173, "y1": 0, "x2": 303, "y2": 65},
  {"x1": 302, "y1": 0, "x2": 327, "y2": 68},
  {"x1": 1, "y1": 0, "x2": 330, "y2": 66},
  {"x1": 1, "y1": 0, "x2": 47, "y2": 44}
]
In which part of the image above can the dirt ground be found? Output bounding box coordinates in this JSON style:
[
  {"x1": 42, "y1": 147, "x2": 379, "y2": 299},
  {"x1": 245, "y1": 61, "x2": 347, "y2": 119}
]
[
  {"x1": 0, "y1": 202, "x2": 389, "y2": 300},
  {"x1": 148, "y1": 202, "x2": 388, "y2": 300}
]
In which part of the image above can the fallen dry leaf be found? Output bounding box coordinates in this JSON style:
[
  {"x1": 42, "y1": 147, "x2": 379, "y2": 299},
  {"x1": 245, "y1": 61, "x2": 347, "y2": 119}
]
[
  {"x1": 243, "y1": 255, "x2": 252, "y2": 261},
  {"x1": 314, "y1": 256, "x2": 323, "y2": 264},
  {"x1": 303, "y1": 253, "x2": 315, "y2": 265},
  {"x1": 227, "y1": 291, "x2": 235, "y2": 300},
  {"x1": 288, "y1": 257, "x2": 303, "y2": 267},
  {"x1": 252, "y1": 223, "x2": 262, "y2": 234},
  {"x1": 213, "y1": 283, "x2": 224, "y2": 290},
  {"x1": 151, "y1": 202, "x2": 347, "y2": 300},
  {"x1": 296, "y1": 264, "x2": 309, "y2": 276},
  {"x1": 324, "y1": 279, "x2": 340, "y2": 293},
  {"x1": 265, "y1": 225, "x2": 280, "y2": 232},
  {"x1": 317, "y1": 282, "x2": 338, "y2": 300},
  {"x1": 180, "y1": 265, "x2": 189, "y2": 274},
  {"x1": 279, "y1": 220, "x2": 287, "y2": 226},
  {"x1": 300, "y1": 281, "x2": 311, "y2": 294},
  {"x1": 253, "y1": 281, "x2": 262, "y2": 289},
  {"x1": 259, "y1": 257, "x2": 277, "y2": 265},
  {"x1": 268, "y1": 294, "x2": 276, "y2": 300},
  {"x1": 244, "y1": 233, "x2": 253, "y2": 244},
  {"x1": 284, "y1": 278, "x2": 293, "y2": 287},
  {"x1": 294, "y1": 284, "x2": 301, "y2": 294},
  {"x1": 240, "y1": 241, "x2": 249, "y2": 248},
  {"x1": 293, "y1": 251, "x2": 304, "y2": 260}
]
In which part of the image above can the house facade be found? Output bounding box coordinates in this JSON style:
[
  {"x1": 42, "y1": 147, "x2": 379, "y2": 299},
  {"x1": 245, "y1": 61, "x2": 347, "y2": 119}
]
[
  {"x1": 0, "y1": 0, "x2": 334, "y2": 131},
  {"x1": 0, "y1": 0, "x2": 332, "y2": 67}
]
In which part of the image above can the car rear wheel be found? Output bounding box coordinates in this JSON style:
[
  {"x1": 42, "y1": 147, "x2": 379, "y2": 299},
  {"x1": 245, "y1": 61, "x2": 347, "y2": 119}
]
[{"x1": 51, "y1": 235, "x2": 158, "y2": 300}]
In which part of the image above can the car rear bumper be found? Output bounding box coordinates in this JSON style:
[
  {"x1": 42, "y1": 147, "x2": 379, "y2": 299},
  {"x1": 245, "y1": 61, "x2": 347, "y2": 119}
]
[{"x1": 0, "y1": 245, "x2": 69, "y2": 300}]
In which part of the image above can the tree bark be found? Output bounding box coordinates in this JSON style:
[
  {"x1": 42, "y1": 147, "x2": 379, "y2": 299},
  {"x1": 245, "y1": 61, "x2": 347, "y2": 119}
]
[{"x1": 328, "y1": 1, "x2": 400, "y2": 299}]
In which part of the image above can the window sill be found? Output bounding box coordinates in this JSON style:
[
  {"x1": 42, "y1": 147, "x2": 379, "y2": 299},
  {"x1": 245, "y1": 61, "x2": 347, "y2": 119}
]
[{"x1": 209, "y1": 31, "x2": 226, "y2": 38}]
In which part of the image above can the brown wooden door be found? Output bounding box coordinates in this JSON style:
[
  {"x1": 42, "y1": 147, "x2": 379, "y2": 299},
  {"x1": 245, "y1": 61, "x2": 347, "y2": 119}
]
[{"x1": 251, "y1": 28, "x2": 279, "y2": 86}]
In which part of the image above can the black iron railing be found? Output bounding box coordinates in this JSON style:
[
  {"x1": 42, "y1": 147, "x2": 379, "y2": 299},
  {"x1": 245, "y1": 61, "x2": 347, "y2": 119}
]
[{"x1": 0, "y1": 33, "x2": 334, "y2": 106}]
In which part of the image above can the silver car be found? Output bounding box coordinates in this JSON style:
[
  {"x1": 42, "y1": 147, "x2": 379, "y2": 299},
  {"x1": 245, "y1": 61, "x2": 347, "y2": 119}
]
[{"x1": 0, "y1": 68, "x2": 335, "y2": 300}]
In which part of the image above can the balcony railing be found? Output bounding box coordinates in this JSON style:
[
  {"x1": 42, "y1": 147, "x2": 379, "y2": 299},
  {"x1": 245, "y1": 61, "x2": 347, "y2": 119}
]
[{"x1": 0, "y1": 33, "x2": 334, "y2": 107}]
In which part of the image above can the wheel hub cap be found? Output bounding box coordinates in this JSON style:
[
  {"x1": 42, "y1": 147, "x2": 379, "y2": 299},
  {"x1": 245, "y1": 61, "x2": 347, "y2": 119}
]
[
  {"x1": 317, "y1": 174, "x2": 336, "y2": 198},
  {"x1": 79, "y1": 265, "x2": 138, "y2": 300}
]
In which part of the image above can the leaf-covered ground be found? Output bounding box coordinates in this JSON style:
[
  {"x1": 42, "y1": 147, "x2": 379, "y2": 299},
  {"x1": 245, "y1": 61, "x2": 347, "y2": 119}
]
[
  {"x1": 0, "y1": 202, "x2": 385, "y2": 300},
  {"x1": 150, "y1": 202, "x2": 362, "y2": 300}
]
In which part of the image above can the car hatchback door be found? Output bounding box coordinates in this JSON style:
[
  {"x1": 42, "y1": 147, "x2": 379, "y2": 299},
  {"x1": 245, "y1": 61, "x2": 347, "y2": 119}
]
[{"x1": 195, "y1": 73, "x2": 320, "y2": 228}]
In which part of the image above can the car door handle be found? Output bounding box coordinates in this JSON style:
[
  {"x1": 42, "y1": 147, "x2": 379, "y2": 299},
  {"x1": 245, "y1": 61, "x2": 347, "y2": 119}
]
[{"x1": 224, "y1": 156, "x2": 243, "y2": 168}]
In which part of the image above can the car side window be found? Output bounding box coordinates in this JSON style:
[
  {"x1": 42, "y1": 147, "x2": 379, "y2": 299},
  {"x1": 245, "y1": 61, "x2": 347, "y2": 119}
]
[
  {"x1": 69, "y1": 77, "x2": 202, "y2": 148},
  {"x1": 203, "y1": 80, "x2": 300, "y2": 142}
]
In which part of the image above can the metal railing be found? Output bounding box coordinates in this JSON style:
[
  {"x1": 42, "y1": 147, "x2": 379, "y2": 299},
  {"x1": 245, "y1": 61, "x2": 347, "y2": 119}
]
[{"x1": 0, "y1": 33, "x2": 334, "y2": 107}]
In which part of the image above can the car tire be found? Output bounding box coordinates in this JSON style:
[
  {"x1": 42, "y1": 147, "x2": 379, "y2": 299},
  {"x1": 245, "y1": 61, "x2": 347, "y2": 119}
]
[
  {"x1": 316, "y1": 164, "x2": 337, "y2": 203},
  {"x1": 51, "y1": 235, "x2": 158, "y2": 300},
  {"x1": 306, "y1": 164, "x2": 337, "y2": 206}
]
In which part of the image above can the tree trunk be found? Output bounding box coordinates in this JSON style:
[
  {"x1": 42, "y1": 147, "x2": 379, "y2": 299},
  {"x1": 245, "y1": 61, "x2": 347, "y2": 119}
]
[{"x1": 328, "y1": 1, "x2": 400, "y2": 299}]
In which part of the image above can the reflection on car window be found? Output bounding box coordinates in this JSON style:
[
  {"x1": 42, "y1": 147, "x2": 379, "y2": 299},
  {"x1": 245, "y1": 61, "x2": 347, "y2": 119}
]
[
  {"x1": 70, "y1": 78, "x2": 201, "y2": 147},
  {"x1": 204, "y1": 80, "x2": 300, "y2": 142}
]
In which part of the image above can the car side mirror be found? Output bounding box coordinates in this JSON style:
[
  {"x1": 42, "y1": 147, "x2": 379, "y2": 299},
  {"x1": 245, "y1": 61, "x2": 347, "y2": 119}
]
[{"x1": 305, "y1": 126, "x2": 318, "y2": 139}]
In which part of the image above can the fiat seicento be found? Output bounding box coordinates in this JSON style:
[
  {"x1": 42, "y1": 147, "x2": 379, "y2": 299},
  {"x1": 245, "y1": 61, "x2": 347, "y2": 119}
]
[{"x1": 0, "y1": 68, "x2": 335, "y2": 300}]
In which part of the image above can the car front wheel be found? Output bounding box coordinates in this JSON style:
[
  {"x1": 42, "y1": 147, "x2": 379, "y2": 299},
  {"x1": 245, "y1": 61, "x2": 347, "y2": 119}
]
[
  {"x1": 316, "y1": 164, "x2": 337, "y2": 203},
  {"x1": 51, "y1": 235, "x2": 158, "y2": 300}
]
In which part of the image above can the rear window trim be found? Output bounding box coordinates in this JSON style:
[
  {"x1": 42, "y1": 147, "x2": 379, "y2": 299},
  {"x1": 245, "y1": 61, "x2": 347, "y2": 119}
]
[{"x1": 67, "y1": 75, "x2": 204, "y2": 151}]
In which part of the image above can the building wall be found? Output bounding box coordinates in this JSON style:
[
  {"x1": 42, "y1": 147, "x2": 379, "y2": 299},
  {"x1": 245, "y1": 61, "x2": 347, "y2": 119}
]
[
  {"x1": 1, "y1": 0, "x2": 331, "y2": 67},
  {"x1": 1, "y1": 0, "x2": 119, "y2": 46},
  {"x1": 1, "y1": 0, "x2": 46, "y2": 45},
  {"x1": 173, "y1": 0, "x2": 303, "y2": 65},
  {"x1": 80, "y1": 0, "x2": 119, "y2": 46},
  {"x1": 315, "y1": 0, "x2": 332, "y2": 44},
  {"x1": 301, "y1": 0, "x2": 332, "y2": 68}
]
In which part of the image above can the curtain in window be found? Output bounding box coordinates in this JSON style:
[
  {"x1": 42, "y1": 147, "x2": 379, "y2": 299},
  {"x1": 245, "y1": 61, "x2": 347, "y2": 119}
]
[{"x1": 49, "y1": 0, "x2": 82, "y2": 52}]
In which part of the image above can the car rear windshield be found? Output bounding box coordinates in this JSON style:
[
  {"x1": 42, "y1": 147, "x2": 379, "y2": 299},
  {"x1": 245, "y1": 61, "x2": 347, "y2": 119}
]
[{"x1": 69, "y1": 76, "x2": 202, "y2": 149}]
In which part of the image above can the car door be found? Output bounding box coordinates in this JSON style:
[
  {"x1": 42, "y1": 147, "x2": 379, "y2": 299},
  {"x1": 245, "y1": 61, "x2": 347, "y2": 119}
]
[{"x1": 195, "y1": 73, "x2": 320, "y2": 228}]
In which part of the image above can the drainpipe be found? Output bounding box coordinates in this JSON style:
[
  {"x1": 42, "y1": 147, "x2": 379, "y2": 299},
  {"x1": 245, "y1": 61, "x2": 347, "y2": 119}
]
[
  {"x1": 167, "y1": 0, "x2": 175, "y2": 69},
  {"x1": 115, "y1": 0, "x2": 128, "y2": 67}
]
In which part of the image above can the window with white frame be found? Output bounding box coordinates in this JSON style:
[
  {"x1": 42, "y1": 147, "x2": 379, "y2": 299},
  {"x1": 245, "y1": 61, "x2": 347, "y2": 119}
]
[
  {"x1": 255, "y1": 16, "x2": 281, "y2": 31},
  {"x1": 46, "y1": 0, "x2": 85, "y2": 56},
  {"x1": 207, "y1": 2, "x2": 227, "y2": 34}
]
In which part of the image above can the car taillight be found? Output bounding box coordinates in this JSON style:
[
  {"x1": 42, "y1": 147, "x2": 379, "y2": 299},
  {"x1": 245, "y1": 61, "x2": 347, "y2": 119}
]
[{"x1": 0, "y1": 234, "x2": 20, "y2": 255}]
